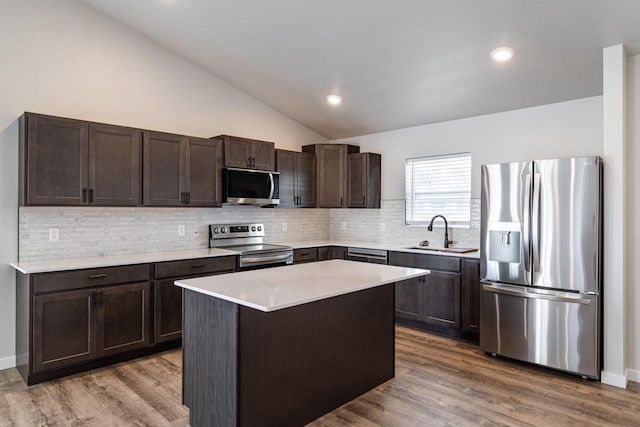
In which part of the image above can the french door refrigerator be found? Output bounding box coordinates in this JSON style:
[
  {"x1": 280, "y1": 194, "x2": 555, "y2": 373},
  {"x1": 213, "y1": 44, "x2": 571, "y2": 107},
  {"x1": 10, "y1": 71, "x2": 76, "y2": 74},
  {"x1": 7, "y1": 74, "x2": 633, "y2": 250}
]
[{"x1": 480, "y1": 156, "x2": 601, "y2": 379}]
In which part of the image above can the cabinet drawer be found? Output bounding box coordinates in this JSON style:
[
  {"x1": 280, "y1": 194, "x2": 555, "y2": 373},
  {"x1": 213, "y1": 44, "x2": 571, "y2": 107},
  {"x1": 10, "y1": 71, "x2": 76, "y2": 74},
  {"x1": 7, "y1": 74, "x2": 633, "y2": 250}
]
[
  {"x1": 154, "y1": 256, "x2": 236, "y2": 279},
  {"x1": 33, "y1": 264, "x2": 151, "y2": 294},
  {"x1": 293, "y1": 248, "x2": 318, "y2": 263},
  {"x1": 388, "y1": 251, "x2": 461, "y2": 272}
]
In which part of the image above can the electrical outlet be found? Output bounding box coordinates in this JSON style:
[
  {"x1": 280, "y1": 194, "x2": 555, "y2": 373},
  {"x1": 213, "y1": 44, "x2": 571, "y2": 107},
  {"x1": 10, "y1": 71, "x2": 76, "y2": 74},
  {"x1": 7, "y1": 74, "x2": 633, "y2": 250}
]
[
  {"x1": 282, "y1": 222, "x2": 287, "y2": 232},
  {"x1": 48, "y1": 228, "x2": 59, "y2": 242},
  {"x1": 380, "y1": 223, "x2": 386, "y2": 232},
  {"x1": 178, "y1": 225, "x2": 185, "y2": 236},
  {"x1": 341, "y1": 221, "x2": 346, "y2": 230}
]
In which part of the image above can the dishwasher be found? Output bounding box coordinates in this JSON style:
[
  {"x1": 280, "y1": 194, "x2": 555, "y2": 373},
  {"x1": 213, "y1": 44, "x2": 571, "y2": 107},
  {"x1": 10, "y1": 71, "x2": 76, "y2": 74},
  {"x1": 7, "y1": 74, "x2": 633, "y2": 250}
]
[{"x1": 347, "y1": 247, "x2": 388, "y2": 264}]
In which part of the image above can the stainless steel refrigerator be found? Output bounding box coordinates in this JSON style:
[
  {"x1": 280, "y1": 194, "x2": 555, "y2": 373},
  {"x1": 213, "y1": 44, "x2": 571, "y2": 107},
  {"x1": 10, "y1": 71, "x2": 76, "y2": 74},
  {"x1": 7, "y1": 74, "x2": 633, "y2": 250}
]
[{"x1": 480, "y1": 156, "x2": 601, "y2": 379}]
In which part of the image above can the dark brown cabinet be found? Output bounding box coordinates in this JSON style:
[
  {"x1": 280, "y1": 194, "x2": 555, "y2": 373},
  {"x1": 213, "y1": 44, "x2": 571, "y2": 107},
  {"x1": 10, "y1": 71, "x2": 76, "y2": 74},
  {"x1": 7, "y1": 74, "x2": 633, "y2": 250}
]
[
  {"x1": 143, "y1": 132, "x2": 222, "y2": 207},
  {"x1": 461, "y1": 258, "x2": 481, "y2": 337},
  {"x1": 276, "y1": 149, "x2": 315, "y2": 208},
  {"x1": 293, "y1": 248, "x2": 318, "y2": 263},
  {"x1": 218, "y1": 135, "x2": 275, "y2": 171},
  {"x1": 302, "y1": 144, "x2": 360, "y2": 207},
  {"x1": 347, "y1": 153, "x2": 381, "y2": 208},
  {"x1": 152, "y1": 256, "x2": 237, "y2": 344},
  {"x1": 389, "y1": 251, "x2": 472, "y2": 339},
  {"x1": 23, "y1": 264, "x2": 152, "y2": 383},
  {"x1": 317, "y1": 246, "x2": 347, "y2": 260},
  {"x1": 20, "y1": 113, "x2": 141, "y2": 206}
]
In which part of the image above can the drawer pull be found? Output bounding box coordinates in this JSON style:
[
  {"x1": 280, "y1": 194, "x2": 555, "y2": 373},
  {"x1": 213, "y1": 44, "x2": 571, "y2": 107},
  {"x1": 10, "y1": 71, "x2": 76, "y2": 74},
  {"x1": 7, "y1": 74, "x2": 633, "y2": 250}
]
[
  {"x1": 192, "y1": 264, "x2": 205, "y2": 268},
  {"x1": 89, "y1": 274, "x2": 108, "y2": 279}
]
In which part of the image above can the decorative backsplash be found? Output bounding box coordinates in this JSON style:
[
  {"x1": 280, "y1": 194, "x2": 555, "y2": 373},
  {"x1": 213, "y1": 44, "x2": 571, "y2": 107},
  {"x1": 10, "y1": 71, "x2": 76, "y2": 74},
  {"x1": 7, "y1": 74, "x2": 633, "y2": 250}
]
[
  {"x1": 18, "y1": 206, "x2": 329, "y2": 261},
  {"x1": 19, "y1": 199, "x2": 481, "y2": 261},
  {"x1": 329, "y1": 199, "x2": 481, "y2": 248}
]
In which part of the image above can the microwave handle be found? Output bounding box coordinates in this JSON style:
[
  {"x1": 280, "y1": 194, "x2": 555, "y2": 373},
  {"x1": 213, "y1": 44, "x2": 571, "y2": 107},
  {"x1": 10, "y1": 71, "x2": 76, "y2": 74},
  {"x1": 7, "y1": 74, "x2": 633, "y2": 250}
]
[{"x1": 268, "y1": 173, "x2": 275, "y2": 199}]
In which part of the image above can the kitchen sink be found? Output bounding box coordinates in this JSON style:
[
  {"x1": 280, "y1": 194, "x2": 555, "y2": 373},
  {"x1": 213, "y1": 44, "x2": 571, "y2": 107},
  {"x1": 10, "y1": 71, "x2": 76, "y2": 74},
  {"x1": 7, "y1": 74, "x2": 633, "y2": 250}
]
[{"x1": 405, "y1": 246, "x2": 478, "y2": 254}]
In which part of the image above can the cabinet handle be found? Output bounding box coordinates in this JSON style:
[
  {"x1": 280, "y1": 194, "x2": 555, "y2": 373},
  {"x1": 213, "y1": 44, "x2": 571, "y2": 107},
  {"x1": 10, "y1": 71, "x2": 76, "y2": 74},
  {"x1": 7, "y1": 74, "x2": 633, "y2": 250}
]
[
  {"x1": 192, "y1": 264, "x2": 205, "y2": 268},
  {"x1": 89, "y1": 274, "x2": 108, "y2": 279},
  {"x1": 186, "y1": 192, "x2": 190, "y2": 204},
  {"x1": 82, "y1": 188, "x2": 87, "y2": 203},
  {"x1": 91, "y1": 290, "x2": 97, "y2": 307},
  {"x1": 247, "y1": 156, "x2": 252, "y2": 167},
  {"x1": 340, "y1": 196, "x2": 343, "y2": 206},
  {"x1": 297, "y1": 195, "x2": 301, "y2": 205},
  {"x1": 89, "y1": 189, "x2": 94, "y2": 203},
  {"x1": 181, "y1": 192, "x2": 185, "y2": 204}
]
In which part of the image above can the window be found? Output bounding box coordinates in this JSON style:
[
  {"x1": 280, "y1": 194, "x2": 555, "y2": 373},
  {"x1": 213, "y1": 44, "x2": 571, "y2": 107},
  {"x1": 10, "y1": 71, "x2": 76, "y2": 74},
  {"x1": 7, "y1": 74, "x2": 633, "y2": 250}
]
[{"x1": 405, "y1": 152, "x2": 471, "y2": 227}]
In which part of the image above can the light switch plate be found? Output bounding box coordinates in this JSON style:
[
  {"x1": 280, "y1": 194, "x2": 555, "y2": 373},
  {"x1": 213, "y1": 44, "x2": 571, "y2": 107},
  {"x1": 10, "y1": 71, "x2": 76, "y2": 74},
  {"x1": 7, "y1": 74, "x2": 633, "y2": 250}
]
[
  {"x1": 48, "y1": 228, "x2": 59, "y2": 242},
  {"x1": 341, "y1": 222, "x2": 346, "y2": 230},
  {"x1": 282, "y1": 222, "x2": 287, "y2": 231},
  {"x1": 178, "y1": 225, "x2": 185, "y2": 236},
  {"x1": 380, "y1": 223, "x2": 386, "y2": 232}
]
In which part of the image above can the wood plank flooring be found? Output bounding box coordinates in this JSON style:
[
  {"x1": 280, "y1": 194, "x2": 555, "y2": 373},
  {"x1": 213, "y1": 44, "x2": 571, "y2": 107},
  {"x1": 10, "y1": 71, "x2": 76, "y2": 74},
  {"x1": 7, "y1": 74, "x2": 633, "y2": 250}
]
[{"x1": 1, "y1": 326, "x2": 639, "y2": 426}]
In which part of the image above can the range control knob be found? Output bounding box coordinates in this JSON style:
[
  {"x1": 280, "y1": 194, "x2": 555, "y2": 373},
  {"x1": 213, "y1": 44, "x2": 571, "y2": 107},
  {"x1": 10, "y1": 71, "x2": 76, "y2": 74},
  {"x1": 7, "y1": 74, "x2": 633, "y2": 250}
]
[
  {"x1": 221, "y1": 227, "x2": 226, "y2": 233},
  {"x1": 257, "y1": 225, "x2": 262, "y2": 231},
  {"x1": 251, "y1": 226, "x2": 256, "y2": 232},
  {"x1": 213, "y1": 227, "x2": 219, "y2": 233}
]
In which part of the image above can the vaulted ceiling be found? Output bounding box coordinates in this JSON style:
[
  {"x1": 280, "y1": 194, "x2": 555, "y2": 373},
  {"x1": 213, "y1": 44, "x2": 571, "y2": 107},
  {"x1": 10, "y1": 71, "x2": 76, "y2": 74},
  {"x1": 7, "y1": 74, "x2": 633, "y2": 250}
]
[{"x1": 81, "y1": 0, "x2": 640, "y2": 139}]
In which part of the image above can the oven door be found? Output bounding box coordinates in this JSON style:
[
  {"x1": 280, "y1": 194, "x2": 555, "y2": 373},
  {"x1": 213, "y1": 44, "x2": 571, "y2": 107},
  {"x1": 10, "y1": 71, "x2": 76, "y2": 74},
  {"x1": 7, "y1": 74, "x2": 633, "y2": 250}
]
[{"x1": 239, "y1": 251, "x2": 293, "y2": 270}]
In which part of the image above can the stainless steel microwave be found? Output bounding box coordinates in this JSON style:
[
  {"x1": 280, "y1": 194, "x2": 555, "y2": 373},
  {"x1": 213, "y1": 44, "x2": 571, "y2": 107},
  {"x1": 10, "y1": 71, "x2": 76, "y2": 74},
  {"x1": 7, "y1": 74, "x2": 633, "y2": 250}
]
[{"x1": 222, "y1": 167, "x2": 280, "y2": 206}]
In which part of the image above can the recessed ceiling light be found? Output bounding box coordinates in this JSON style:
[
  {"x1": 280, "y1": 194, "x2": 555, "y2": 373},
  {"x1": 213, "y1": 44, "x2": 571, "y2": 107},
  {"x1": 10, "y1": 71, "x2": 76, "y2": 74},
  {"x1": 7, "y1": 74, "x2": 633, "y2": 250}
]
[
  {"x1": 490, "y1": 47, "x2": 515, "y2": 62},
  {"x1": 327, "y1": 94, "x2": 342, "y2": 105}
]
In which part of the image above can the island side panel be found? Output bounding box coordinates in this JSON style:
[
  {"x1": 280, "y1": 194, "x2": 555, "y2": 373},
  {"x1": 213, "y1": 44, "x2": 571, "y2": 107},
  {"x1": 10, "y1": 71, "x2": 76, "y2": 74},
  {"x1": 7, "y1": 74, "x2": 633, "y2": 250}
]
[
  {"x1": 238, "y1": 283, "x2": 395, "y2": 427},
  {"x1": 183, "y1": 289, "x2": 238, "y2": 427}
]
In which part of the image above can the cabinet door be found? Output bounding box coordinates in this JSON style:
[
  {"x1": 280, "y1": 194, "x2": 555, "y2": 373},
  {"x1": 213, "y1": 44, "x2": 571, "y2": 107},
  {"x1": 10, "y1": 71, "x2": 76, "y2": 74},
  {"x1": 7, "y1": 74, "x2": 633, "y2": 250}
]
[
  {"x1": 223, "y1": 137, "x2": 251, "y2": 168},
  {"x1": 143, "y1": 131, "x2": 186, "y2": 206},
  {"x1": 347, "y1": 153, "x2": 367, "y2": 208},
  {"x1": 317, "y1": 247, "x2": 330, "y2": 261},
  {"x1": 89, "y1": 124, "x2": 141, "y2": 206},
  {"x1": 462, "y1": 259, "x2": 481, "y2": 334},
  {"x1": 32, "y1": 289, "x2": 96, "y2": 372},
  {"x1": 26, "y1": 114, "x2": 88, "y2": 205},
  {"x1": 317, "y1": 145, "x2": 346, "y2": 207},
  {"x1": 424, "y1": 271, "x2": 461, "y2": 328},
  {"x1": 252, "y1": 140, "x2": 275, "y2": 171},
  {"x1": 395, "y1": 278, "x2": 423, "y2": 321},
  {"x1": 276, "y1": 149, "x2": 297, "y2": 208},
  {"x1": 98, "y1": 282, "x2": 150, "y2": 357},
  {"x1": 330, "y1": 246, "x2": 347, "y2": 260},
  {"x1": 154, "y1": 279, "x2": 183, "y2": 343},
  {"x1": 297, "y1": 151, "x2": 315, "y2": 207},
  {"x1": 186, "y1": 137, "x2": 222, "y2": 207}
]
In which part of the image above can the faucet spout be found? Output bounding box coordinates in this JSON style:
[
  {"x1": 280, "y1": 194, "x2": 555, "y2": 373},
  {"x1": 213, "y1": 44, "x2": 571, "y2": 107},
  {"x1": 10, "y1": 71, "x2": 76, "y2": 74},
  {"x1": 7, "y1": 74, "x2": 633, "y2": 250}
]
[{"x1": 427, "y1": 215, "x2": 452, "y2": 248}]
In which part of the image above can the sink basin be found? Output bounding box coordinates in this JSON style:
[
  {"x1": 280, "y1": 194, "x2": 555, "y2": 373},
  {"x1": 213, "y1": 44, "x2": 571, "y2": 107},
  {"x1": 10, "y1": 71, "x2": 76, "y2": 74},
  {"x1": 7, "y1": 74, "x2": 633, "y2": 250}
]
[{"x1": 405, "y1": 246, "x2": 478, "y2": 254}]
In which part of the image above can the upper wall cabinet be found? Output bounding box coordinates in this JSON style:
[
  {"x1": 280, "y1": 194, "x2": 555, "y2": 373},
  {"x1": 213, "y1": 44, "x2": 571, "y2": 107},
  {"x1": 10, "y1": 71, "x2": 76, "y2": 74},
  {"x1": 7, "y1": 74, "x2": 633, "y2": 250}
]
[
  {"x1": 347, "y1": 153, "x2": 381, "y2": 208},
  {"x1": 143, "y1": 132, "x2": 222, "y2": 207},
  {"x1": 276, "y1": 149, "x2": 315, "y2": 208},
  {"x1": 217, "y1": 135, "x2": 275, "y2": 171},
  {"x1": 20, "y1": 113, "x2": 142, "y2": 206},
  {"x1": 302, "y1": 144, "x2": 360, "y2": 208}
]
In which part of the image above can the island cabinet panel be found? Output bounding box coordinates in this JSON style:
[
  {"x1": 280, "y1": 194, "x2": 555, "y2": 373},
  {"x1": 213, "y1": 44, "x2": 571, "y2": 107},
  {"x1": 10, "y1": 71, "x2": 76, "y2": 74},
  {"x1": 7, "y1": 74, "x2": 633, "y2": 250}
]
[
  {"x1": 182, "y1": 284, "x2": 395, "y2": 427},
  {"x1": 219, "y1": 135, "x2": 275, "y2": 171},
  {"x1": 276, "y1": 149, "x2": 315, "y2": 208},
  {"x1": 20, "y1": 113, "x2": 143, "y2": 206},
  {"x1": 153, "y1": 256, "x2": 237, "y2": 344},
  {"x1": 389, "y1": 251, "x2": 471, "y2": 339}
]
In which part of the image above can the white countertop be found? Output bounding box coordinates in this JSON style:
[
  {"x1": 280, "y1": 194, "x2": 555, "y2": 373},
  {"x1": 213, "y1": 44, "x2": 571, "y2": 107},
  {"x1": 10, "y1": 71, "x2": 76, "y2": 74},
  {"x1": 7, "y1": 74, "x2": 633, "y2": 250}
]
[
  {"x1": 10, "y1": 240, "x2": 478, "y2": 274},
  {"x1": 10, "y1": 248, "x2": 238, "y2": 274},
  {"x1": 175, "y1": 259, "x2": 429, "y2": 312}
]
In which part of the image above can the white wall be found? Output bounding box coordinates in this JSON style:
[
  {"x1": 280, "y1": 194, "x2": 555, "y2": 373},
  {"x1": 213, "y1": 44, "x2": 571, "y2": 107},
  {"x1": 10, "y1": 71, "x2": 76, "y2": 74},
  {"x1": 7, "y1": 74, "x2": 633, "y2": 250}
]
[
  {"x1": 0, "y1": 0, "x2": 326, "y2": 368},
  {"x1": 627, "y1": 53, "x2": 640, "y2": 382},
  {"x1": 333, "y1": 97, "x2": 603, "y2": 199}
]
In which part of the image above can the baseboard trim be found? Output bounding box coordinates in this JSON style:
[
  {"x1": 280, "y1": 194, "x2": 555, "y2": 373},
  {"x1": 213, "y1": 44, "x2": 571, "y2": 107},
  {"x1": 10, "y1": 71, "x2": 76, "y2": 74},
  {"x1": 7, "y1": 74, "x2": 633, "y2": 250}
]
[
  {"x1": 625, "y1": 368, "x2": 640, "y2": 384},
  {"x1": 0, "y1": 355, "x2": 17, "y2": 371},
  {"x1": 601, "y1": 370, "x2": 628, "y2": 388}
]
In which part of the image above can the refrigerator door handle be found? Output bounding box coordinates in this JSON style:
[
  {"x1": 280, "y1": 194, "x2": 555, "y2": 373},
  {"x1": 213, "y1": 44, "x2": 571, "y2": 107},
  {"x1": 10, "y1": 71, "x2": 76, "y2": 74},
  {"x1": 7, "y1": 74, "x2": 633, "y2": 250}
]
[
  {"x1": 482, "y1": 283, "x2": 592, "y2": 304},
  {"x1": 532, "y1": 173, "x2": 541, "y2": 272},
  {"x1": 523, "y1": 173, "x2": 531, "y2": 272}
]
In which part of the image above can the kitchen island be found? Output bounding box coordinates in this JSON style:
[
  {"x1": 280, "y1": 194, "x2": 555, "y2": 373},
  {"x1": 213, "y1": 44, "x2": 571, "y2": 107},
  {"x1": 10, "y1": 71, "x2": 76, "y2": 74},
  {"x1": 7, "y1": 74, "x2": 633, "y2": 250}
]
[{"x1": 175, "y1": 259, "x2": 429, "y2": 427}]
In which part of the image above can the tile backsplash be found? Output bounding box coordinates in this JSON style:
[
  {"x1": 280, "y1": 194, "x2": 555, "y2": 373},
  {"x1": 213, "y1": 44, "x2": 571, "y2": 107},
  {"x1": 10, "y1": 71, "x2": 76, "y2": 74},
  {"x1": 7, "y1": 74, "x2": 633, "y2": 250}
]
[{"x1": 18, "y1": 199, "x2": 481, "y2": 261}]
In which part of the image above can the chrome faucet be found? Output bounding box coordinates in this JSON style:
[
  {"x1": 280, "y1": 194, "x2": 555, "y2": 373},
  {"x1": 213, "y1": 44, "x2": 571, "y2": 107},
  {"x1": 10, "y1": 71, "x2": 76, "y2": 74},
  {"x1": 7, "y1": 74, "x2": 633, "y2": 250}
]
[{"x1": 427, "y1": 215, "x2": 452, "y2": 248}]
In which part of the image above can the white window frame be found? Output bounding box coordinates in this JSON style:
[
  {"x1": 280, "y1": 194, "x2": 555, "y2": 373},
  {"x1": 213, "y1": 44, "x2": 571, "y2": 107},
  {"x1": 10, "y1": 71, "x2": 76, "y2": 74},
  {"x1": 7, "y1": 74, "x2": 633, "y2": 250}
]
[{"x1": 405, "y1": 152, "x2": 471, "y2": 228}]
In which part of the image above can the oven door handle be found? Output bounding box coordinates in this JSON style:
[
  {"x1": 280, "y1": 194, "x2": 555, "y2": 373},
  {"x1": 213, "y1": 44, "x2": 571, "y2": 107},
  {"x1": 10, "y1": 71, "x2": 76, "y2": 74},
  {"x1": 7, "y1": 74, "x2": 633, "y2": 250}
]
[{"x1": 242, "y1": 253, "x2": 292, "y2": 264}]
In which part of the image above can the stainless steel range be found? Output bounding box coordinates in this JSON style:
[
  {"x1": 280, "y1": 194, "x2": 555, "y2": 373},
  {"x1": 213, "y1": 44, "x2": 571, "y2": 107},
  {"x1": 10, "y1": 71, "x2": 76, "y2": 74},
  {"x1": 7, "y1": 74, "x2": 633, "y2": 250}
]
[{"x1": 209, "y1": 223, "x2": 293, "y2": 270}]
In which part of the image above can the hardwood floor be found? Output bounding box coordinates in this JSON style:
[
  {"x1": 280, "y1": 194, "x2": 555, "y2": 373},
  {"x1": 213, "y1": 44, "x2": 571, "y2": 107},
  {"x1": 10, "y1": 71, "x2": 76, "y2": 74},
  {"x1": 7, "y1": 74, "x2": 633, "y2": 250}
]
[{"x1": 1, "y1": 326, "x2": 639, "y2": 426}]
